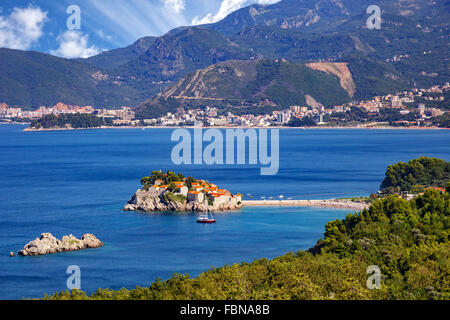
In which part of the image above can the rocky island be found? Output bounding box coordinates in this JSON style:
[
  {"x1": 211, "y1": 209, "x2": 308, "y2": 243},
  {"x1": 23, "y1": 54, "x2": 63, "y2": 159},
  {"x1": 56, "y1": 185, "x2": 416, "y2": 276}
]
[
  {"x1": 18, "y1": 233, "x2": 103, "y2": 256},
  {"x1": 124, "y1": 171, "x2": 243, "y2": 212}
]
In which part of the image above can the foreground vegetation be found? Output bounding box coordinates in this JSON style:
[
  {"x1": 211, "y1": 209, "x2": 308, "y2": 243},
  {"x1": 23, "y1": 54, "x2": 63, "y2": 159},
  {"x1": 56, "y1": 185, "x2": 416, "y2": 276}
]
[
  {"x1": 380, "y1": 157, "x2": 449, "y2": 194},
  {"x1": 42, "y1": 187, "x2": 449, "y2": 300}
]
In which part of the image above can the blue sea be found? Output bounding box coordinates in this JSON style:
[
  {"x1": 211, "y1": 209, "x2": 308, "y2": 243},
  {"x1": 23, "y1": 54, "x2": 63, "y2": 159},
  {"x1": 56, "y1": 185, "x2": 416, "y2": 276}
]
[{"x1": 0, "y1": 124, "x2": 448, "y2": 299}]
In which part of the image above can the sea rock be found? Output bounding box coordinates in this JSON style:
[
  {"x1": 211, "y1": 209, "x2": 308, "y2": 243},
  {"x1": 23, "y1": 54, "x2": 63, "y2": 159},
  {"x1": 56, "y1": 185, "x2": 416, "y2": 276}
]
[
  {"x1": 18, "y1": 233, "x2": 103, "y2": 256},
  {"x1": 81, "y1": 233, "x2": 103, "y2": 248}
]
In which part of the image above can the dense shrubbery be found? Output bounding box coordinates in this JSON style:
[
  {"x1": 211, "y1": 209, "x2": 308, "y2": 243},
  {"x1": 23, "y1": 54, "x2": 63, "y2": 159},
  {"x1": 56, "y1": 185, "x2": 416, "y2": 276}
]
[
  {"x1": 163, "y1": 192, "x2": 187, "y2": 204},
  {"x1": 140, "y1": 170, "x2": 185, "y2": 190},
  {"x1": 30, "y1": 113, "x2": 113, "y2": 129},
  {"x1": 380, "y1": 157, "x2": 449, "y2": 194}
]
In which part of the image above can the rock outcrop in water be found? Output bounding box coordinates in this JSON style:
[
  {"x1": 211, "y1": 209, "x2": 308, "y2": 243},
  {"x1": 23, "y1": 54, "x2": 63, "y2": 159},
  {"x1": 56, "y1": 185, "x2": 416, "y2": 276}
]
[{"x1": 18, "y1": 233, "x2": 103, "y2": 256}]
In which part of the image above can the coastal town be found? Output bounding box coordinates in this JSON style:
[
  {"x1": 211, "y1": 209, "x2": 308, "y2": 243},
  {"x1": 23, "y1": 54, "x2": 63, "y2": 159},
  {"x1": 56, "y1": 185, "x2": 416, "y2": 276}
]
[{"x1": 1, "y1": 83, "x2": 448, "y2": 128}]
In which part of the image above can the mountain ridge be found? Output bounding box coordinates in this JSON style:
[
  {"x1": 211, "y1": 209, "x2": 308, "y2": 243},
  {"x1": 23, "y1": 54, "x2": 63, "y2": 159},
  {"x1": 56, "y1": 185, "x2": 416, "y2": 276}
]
[
  {"x1": 78, "y1": 36, "x2": 157, "y2": 69},
  {"x1": 0, "y1": 0, "x2": 448, "y2": 109}
]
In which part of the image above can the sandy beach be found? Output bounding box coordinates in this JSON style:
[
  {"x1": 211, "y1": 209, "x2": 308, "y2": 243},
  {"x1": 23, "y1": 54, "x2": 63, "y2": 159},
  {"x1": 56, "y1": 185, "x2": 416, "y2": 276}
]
[{"x1": 243, "y1": 199, "x2": 370, "y2": 210}]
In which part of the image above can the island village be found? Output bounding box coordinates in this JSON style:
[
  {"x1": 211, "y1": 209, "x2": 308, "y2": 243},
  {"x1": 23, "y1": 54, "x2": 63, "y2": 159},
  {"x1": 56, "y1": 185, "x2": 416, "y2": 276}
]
[{"x1": 124, "y1": 171, "x2": 243, "y2": 212}]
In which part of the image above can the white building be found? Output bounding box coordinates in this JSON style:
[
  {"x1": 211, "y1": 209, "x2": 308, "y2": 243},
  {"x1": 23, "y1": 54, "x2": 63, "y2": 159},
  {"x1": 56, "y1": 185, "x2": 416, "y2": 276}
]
[{"x1": 187, "y1": 191, "x2": 204, "y2": 203}]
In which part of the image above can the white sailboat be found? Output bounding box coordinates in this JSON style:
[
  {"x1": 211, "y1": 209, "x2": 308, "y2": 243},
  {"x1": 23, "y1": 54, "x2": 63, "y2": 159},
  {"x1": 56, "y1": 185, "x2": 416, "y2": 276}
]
[{"x1": 197, "y1": 200, "x2": 216, "y2": 223}]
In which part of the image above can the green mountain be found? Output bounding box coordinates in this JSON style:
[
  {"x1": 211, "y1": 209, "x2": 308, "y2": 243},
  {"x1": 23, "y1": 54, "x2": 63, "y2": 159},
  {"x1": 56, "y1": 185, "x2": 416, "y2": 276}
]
[
  {"x1": 344, "y1": 53, "x2": 412, "y2": 100},
  {"x1": 0, "y1": 28, "x2": 255, "y2": 108},
  {"x1": 228, "y1": 11, "x2": 449, "y2": 89},
  {"x1": 0, "y1": 0, "x2": 447, "y2": 109},
  {"x1": 0, "y1": 48, "x2": 89, "y2": 107},
  {"x1": 108, "y1": 27, "x2": 258, "y2": 97},
  {"x1": 136, "y1": 59, "x2": 352, "y2": 118},
  {"x1": 78, "y1": 36, "x2": 157, "y2": 69},
  {"x1": 137, "y1": 52, "x2": 425, "y2": 118},
  {"x1": 0, "y1": 48, "x2": 141, "y2": 108},
  {"x1": 76, "y1": 0, "x2": 448, "y2": 107}
]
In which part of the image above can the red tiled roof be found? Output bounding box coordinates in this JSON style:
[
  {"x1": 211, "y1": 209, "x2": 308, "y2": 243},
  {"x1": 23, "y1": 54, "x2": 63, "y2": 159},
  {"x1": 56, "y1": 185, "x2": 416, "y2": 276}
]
[{"x1": 425, "y1": 187, "x2": 446, "y2": 192}]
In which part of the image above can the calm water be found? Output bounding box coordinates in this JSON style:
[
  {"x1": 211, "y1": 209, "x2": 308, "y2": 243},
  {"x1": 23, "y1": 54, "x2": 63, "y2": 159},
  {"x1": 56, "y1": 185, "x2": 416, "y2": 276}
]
[{"x1": 0, "y1": 124, "x2": 448, "y2": 299}]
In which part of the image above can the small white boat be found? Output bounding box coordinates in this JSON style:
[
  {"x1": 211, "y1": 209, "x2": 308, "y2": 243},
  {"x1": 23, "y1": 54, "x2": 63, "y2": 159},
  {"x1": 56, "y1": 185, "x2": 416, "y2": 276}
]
[
  {"x1": 197, "y1": 200, "x2": 216, "y2": 224},
  {"x1": 197, "y1": 214, "x2": 216, "y2": 224}
]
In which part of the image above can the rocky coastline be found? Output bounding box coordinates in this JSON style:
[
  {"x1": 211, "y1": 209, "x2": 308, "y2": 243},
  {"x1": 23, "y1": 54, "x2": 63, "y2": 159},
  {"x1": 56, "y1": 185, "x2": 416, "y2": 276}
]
[
  {"x1": 124, "y1": 189, "x2": 243, "y2": 213},
  {"x1": 18, "y1": 233, "x2": 103, "y2": 256}
]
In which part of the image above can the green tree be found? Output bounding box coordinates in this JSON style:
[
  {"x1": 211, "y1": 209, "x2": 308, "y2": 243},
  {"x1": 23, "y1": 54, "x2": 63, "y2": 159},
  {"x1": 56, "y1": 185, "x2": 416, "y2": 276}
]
[{"x1": 380, "y1": 157, "x2": 449, "y2": 194}]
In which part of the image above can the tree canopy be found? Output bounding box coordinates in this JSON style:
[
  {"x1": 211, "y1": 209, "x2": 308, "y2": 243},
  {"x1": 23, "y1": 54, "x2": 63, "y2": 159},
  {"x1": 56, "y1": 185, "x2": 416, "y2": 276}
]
[
  {"x1": 30, "y1": 113, "x2": 113, "y2": 129},
  {"x1": 140, "y1": 170, "x2": 185, "y2": 189},
  {"x1": 380, "y1": 157, "x2": 449, "y2": 194}
]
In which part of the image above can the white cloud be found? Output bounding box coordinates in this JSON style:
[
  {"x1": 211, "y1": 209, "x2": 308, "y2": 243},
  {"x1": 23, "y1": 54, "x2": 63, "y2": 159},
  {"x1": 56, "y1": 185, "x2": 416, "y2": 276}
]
[
  {"x1": 50, "y1": 30, "x2": 100, "y2": 59},
  {"x1": 163, "y1": 0, "x2": 186, "y2": 13},
  {"x1": 88, "y1": 0, "x2": 188, "y2": 42},
  {"x1": 192, "y1": 0, "x2": 279, "y2": 25},
  {"x1": 0, "y1": 6, "x2": 47, "y2": 50}
]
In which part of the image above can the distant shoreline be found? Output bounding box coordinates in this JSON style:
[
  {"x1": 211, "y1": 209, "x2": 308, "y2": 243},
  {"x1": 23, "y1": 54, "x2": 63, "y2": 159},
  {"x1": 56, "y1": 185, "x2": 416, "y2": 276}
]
[{"x1": 20, "y1": 124, "x2": 449, "y2": 132}]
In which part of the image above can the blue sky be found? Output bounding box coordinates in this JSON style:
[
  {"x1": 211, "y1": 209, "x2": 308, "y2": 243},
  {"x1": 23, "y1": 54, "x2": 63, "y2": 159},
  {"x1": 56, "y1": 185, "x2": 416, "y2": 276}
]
[{"x1": 0, "y1": 0, "x2": 279, "y2": 58}]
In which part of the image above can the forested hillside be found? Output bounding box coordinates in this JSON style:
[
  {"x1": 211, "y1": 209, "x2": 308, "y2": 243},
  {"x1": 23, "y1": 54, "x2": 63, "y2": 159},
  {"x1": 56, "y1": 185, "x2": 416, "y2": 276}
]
[
  {"x1": 135, "y1": 59, "x2": 352, "y2": 118},
  {"x1": 0, "y1": 49, "x2": 141, "y2": 108},
  {"x1": 381, "y1": 157, "x2": 450, "y2": 194}
]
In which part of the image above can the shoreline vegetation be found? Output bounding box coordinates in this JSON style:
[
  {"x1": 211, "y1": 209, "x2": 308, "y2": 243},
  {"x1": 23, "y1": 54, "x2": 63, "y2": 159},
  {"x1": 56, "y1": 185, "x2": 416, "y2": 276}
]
[{"x1": 41, "y1": 157, "x2": 449, "y2": 300}]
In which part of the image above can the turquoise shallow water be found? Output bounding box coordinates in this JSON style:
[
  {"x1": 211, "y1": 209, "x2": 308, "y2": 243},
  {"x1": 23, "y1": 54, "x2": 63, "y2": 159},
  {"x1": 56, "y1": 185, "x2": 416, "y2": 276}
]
[{"x1": 0, "y1": 124, "x2": 449, "y2": 299}]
